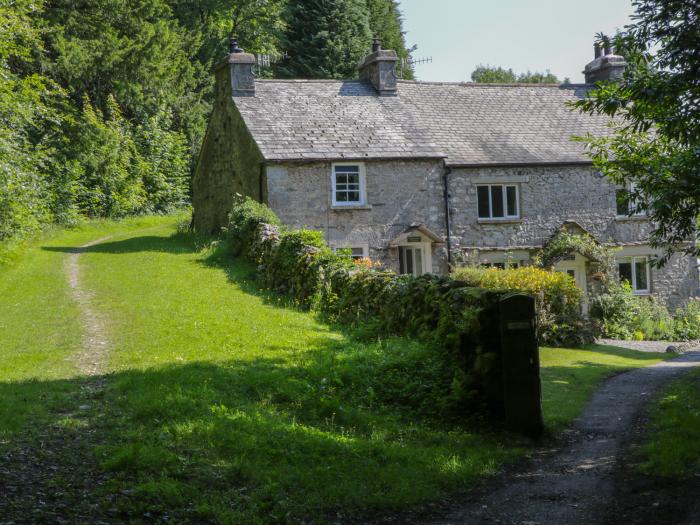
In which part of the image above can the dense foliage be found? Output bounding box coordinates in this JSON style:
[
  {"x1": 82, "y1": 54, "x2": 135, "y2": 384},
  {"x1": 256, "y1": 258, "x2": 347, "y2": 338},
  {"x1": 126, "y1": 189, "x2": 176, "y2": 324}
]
[
  {"x1": 590, "y1": 283, "x2": 700, "y2": 341},
  {"x1": 575, "y1": 0, "x2": 700, "y2": 262},
  {"x1": 452, "y1": 266, "x2": 590, "y2": 346},
  {"x1": 1, "y1": 0, "x2": 412, "y2": 246},
  {"x1": 226, "y1": 197, "x2": 509, "y2": 414},
  {"x1": 470, "y1": 65, "x2": 565, "y2": 84}
]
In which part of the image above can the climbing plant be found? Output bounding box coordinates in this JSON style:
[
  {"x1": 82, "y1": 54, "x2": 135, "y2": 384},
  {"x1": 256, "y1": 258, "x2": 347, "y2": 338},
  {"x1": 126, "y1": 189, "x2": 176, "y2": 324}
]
[{"x1": 534, "y1": 230, "x2": 616, "y2": 281}]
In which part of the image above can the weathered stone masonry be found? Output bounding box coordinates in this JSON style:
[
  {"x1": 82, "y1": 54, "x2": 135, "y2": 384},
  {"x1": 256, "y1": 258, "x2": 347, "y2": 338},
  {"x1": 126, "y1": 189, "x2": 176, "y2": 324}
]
[{"x1": 267, "y1": 160, "x2": 448, "y2": 274}]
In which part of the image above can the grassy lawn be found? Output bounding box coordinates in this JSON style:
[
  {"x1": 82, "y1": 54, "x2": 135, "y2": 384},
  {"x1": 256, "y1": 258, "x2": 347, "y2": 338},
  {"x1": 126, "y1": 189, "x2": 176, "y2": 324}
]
[
  {"x1": 638, "y1": 368, "x2": 700, "y2": 477},
  {"x1": 0, "y1": 215, "x2": 671, "y2": 523}
]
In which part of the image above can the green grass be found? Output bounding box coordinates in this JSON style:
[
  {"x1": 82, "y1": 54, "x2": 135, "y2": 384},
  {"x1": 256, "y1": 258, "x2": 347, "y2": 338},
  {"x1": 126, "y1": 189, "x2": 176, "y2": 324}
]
[
  {"x1": 0, "y1": 215, "x2": 672, "y2": 523},
  {"x1": 539, "y1": 344, "x2": 668, "y2": 432},
  {"x1": 638, "y1": 369, "x2": 700, "y2": 477}
]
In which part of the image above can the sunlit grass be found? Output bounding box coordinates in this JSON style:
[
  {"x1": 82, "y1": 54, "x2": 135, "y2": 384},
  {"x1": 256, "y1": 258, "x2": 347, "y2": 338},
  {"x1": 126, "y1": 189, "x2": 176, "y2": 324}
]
[{"x1": 639, "y1": 368, "x2": 700, "y2": 477}]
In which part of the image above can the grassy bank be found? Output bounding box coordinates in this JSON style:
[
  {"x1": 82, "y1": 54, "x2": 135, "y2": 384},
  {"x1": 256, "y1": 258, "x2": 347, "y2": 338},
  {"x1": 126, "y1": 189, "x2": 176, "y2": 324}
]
[
  {"x1": 0, "y1": 216, "x2": 669, "y2": 522},
  {"x1": 638, "y1": 368, "x2": 700, "y2": 477}
]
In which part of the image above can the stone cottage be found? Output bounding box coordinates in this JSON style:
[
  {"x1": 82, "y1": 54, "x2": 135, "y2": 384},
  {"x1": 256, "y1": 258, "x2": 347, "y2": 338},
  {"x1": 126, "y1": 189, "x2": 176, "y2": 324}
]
[{"x1": 192, "y1": 40, "x2": 699, "y2": 309}]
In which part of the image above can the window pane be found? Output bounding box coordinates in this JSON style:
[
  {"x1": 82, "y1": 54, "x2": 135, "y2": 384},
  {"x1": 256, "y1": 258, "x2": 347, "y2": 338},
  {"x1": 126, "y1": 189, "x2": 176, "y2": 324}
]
[
  {"x1": 335, "y1": 165, "x2": 359, "y2": 173},
  {"x1": 336, "y1": 174, "x2": 347, "y2": 185},
  {"x1": 635, "y1": 259, "x2": 648, "y2": 291},
  {"x1": 616, "y1": 189, "x2": 629, "y2": 216},
  {"x1": 477, "y1": 186, "x2": 490, "y2": 218},
  {"x1": 506, "y1": 186, "x2": 517, "y2": 216},
  {"x1": 399, "y1": 247, "x2": 405, "y2": 274},
  {"x1": 347, "y1": 191, "x2": 360, "y2": 202},
  {"x1": 619, "y1": 262, "x2": 632, "y2": 285},
  {"x1": 336, "y1": 192, "x2": 347, "y2": 202},
  {"x1": 414, "y1": 248, "x2": 422, "y2": 275},
  {"x1": 491, "y1": 185, "x2": 504, "y2": 218},
  {"x1": 405, "y1": 248, "x2": 413, "y2": 275}
]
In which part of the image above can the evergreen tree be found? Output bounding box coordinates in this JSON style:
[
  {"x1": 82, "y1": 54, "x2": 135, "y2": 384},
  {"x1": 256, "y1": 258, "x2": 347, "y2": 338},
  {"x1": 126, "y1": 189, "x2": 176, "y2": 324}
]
[
  {"x1": 277, "y1": 0, "x2": 372, "y2": 79},
  {"x1": 366, "y1": 0, "x2": 414, "y2": 79}
]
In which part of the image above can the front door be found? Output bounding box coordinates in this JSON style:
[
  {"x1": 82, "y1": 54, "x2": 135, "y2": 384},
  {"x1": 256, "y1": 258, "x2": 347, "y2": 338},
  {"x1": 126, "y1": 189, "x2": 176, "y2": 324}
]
[{"x1": 399, "y1": 245, "x2": 424, "y2": 276}]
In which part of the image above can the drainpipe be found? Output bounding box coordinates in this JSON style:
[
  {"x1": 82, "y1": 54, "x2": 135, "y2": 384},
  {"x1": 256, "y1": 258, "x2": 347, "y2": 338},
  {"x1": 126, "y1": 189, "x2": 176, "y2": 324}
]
[{"x1": 443, "y1": 165, "x2": 453, "y2": 270}]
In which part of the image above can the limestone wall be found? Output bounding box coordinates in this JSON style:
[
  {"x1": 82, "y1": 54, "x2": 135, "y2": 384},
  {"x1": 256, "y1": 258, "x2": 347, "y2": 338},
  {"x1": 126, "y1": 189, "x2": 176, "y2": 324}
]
[{"x1": 265, "y1": 160, "x2": 448, "y2": 274}]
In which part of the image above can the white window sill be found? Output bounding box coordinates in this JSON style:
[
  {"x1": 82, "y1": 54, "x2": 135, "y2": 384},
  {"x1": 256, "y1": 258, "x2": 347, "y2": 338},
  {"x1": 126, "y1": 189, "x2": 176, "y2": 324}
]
[
  {"x1": 331, "y1": 204, "x2": 372, "y2": 211},
  {"x1": 633, "y1": 290, "x2": 651, "y2": 296},
  {"x1": 477, "y1": 218, "x2": 523, "y2": 224}
]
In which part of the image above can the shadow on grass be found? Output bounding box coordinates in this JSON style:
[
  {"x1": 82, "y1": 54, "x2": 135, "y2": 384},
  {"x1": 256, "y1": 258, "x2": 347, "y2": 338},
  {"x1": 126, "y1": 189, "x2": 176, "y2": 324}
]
[
  {"x1": 41, "y1": 232, "x2": 203, "y2": 255},
  {"x1": 0, "y1": 336, "x2": 523, "y2": 524}
]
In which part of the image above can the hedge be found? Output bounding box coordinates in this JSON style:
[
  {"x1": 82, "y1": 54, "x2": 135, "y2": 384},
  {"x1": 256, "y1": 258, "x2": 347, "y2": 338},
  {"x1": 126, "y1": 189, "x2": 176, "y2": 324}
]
[
  {"x1": 452, "y1": 266, "x2": 592, "y2": 346},
  {"x1": 225, "y1": 197, "x2": 513, "y2": 414}
]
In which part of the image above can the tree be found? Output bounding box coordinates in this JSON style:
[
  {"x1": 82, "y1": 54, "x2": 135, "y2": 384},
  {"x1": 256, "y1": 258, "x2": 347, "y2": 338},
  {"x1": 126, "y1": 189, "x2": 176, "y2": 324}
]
[
  {"x1": 574, "y1": 0, "x2": 700, "y2": 261},
  {"x1": 365, "y1": 0, "x2": 414, "y2": 79},
  {"x1": 276, "y1": 0, "x2": 372, "y2": 79},
  {"x1": 471, "y1": 64, "x2": 563, "y2": 84}
]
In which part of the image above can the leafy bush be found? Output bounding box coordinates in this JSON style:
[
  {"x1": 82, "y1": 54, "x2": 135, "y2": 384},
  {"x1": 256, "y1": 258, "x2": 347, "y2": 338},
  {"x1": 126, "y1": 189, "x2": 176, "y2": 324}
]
[
  {"x1": 452, "y1": 266, "x2": 589, "y2": 346},
  {"x1": 673, "y1": 300, "x2": 700, "y2": 341},
  {"x1": 589, "y1": 281, "x2": 638, "y2": 339},
  {"x1": 590, "y1": 282, "x2": 697, "y2": 341},
  {"x1": 225, "y1": 196, "x2": 281, "y2": 256}
]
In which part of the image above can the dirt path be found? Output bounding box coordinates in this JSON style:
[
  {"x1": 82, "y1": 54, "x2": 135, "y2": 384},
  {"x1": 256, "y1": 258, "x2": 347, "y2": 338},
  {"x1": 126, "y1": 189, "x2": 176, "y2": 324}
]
[
  {"x1": 434, "y1": 350, "x2": 700, "y2": 525},
  {"x1": 64, "y1": 236, "x2": 114, "y2": 376},
  {"x1": 0, "y1": 236, "x2": 119, "y2": 524}
]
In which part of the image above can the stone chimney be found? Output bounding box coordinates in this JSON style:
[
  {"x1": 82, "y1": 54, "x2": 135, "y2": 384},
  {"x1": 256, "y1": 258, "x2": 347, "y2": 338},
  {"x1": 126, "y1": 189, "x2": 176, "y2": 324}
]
[
  {"x1": 358, "y1": 38, "x2": 398, "y2": 96},
  {"x1": 215, "y1": 38, "x2": 256, "y2": 97},
  {"x1": 583, "y1": 43, "x2": 627, "y2": 83}
]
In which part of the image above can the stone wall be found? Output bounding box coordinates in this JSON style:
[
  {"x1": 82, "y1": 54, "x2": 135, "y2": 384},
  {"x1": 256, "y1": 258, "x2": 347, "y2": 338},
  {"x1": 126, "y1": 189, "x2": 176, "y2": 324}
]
[
  {"x1": 191, "y1": 65, "x2": 264, "y2": 234},
  {"x1": 265, "y1": 160, "x2": 448, "y2": 274}
]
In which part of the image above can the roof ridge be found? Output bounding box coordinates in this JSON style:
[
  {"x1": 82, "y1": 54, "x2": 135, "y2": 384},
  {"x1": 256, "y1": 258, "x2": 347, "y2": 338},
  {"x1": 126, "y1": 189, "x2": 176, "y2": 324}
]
[{"x1": 255, "y1": 78, "x2": 592, "y2": 88}]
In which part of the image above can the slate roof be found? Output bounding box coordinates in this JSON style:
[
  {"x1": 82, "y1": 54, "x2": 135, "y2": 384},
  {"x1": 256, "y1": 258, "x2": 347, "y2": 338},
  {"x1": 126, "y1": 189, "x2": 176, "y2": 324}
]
[{"x1": 232, "y1": 79, "x2": 611, "y2": 166}]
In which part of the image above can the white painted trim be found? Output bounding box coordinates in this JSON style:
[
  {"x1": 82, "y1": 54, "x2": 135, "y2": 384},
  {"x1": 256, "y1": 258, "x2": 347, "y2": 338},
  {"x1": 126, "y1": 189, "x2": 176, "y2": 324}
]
[
  {"x1": 476, "y1": 183, "x2": 520, "y2": 220},
  {"x1": 617, "y1": 255, "x2": 651, "y2": 295},
  {"x1": 331, "y1": 162, "x2": 367, "y2": 207}
]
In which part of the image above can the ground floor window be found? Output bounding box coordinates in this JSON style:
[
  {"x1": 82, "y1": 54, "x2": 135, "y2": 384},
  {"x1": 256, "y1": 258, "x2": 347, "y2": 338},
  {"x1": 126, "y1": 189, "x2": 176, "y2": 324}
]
[
  {"x1": 333, "y1": 246, "x2": 368, "y2": 261},
  {"x1": 618, "y1": 256, "x2": 650, "y2": 294},
  {"x1": 481, "y1": 261, "x2": 520, "y2": 269}
]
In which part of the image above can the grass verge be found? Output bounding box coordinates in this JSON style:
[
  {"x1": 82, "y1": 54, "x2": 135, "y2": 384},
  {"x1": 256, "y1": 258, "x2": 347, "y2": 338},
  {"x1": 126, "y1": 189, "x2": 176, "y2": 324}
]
[{"x1": 638, "y1": 368, "x2": 700, "y2": 477}]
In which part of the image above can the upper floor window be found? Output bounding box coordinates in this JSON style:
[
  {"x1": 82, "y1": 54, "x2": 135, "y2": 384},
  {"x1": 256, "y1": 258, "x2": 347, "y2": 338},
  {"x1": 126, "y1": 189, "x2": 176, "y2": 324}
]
[
  {"x1": 616, "y1": 183, "x2": 645, "y2": 217},
  {"x1": 332, "y1": 163, "x2": 366, "y2": 206},
  {"x1": 618, "y1": 256, "x2": 650, "y2": 294},
  {"x1": 477, "y1": 184, "x2": 519, "y2": 220}
]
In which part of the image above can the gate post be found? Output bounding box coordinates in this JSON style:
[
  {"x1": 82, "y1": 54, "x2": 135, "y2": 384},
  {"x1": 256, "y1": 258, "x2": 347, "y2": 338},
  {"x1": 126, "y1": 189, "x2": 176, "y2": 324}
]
[{"x1": 499, "y1": 293, "x2": 544, "y2": 438}]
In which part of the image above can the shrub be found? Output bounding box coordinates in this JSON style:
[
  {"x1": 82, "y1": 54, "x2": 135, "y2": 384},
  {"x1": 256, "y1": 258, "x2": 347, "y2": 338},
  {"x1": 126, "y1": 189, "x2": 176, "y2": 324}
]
[
  {"x1": 673, "y1": 299, "x2": 700, "y2": 341},
  {"x1": 590, "y1": 281, "x2": 686, "y2": 341},
  {"x1": 225, "y1": 196, "x2": 281, "y2": 256},
  {"x1": 452, "y1": 266, "x2": 589, "y2": 346},
  {"x1": 589, "y1": 281, "x2": 638, "y2": 339}
]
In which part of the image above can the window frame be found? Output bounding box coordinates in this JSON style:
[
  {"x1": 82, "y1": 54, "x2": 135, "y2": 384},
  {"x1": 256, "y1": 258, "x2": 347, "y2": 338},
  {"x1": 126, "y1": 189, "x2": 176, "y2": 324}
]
[
  {"x1": 331, "y1": 163, "x2": 367, "y2": 207},
  {"x1": 618, "y1": 256, "x2": 651, "y2": 295},
  {"x1": 477, "y1": 184, "x2": 520, "y2": 220},
  {"x1": 616, "y1": 182, "x2": 646, "y2": 218}
]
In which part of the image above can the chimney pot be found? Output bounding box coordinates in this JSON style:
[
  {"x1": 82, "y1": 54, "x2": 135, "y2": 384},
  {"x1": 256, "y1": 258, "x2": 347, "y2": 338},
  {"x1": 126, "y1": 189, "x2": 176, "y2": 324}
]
[
  {"x1": 214, "y1": 43, "x2": 256, "y2": 97},
  {"x1": 583, "y1": 39, "x2": 627, "y2": 84}
]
